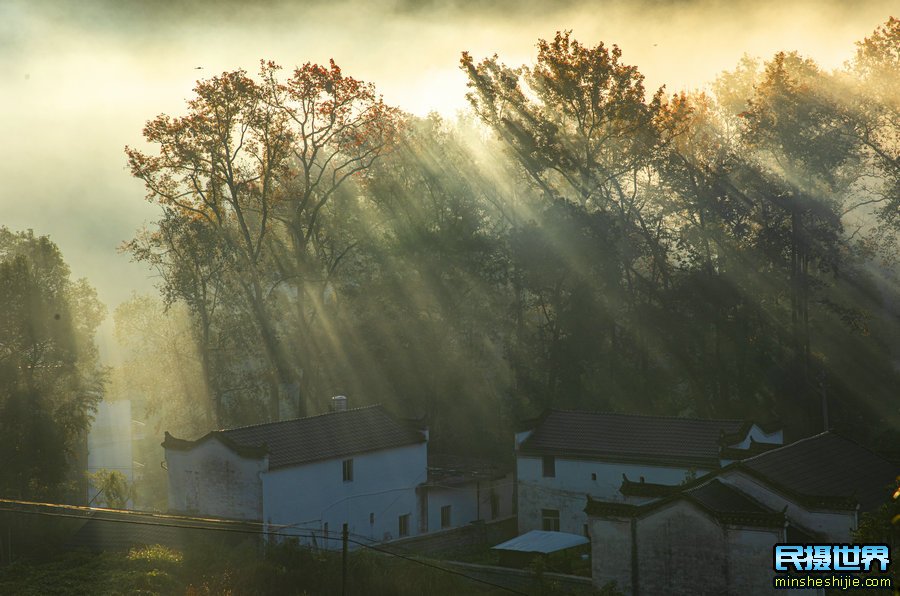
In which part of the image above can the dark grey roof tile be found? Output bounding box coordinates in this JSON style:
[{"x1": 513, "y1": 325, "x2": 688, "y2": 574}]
[
  {"x1": 740, "y1": 432, "x2": 898, "y2": 513},
  {"x1": 166, "y1": 405, "x2": 426, "y2": 469},
  {"x1": 520, "y1": 409, "x2": 753, "y2": 467}
]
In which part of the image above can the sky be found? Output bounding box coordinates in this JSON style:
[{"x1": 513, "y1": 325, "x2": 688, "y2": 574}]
[{"x1": 0, "y1": 0, "x2": 895, "y2": 358}]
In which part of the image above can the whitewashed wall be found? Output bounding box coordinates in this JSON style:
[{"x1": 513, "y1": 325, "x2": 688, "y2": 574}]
[
  {"x1": 263, "y1": 442, "x2": 428, "y2": 549},
  {"x1": 718, "y1": 472, "x2": 857, "y2": 541},
  {"x1": 165, "y1": 438, "x2": 267, "y2": 521},
  {"x1": 728, "y1": 425, "x2": 783, "y2": 449},
  {"x1": 590, "y1": 502, "x2": 785, "y2": 596},
  {"x1": 425, "y1": 473, "x2": 515, "y2": 532},
  {"x1": 517, "y1": 455, "x2": 708, "y2": 534}
]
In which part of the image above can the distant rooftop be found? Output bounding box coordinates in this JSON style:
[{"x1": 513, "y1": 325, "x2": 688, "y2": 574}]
[
  {"x1": 164, "y1": 405, "x2": 426, "y2": 469},
  {"x1": 738, "y1": 431, "x2": 898, "y2": 513},
  {"x1": 588, "y1": 478, "x2": 785, "y2": 527},
  {"x1": 685, "y1": 479, "x2": 772, "y2": 517},
  {"x1": 590, "y1": 431, "x2": 899, "y2": 522},
  {"x1": 519, "y1": 409, "x2": 773, "y2": 468}
]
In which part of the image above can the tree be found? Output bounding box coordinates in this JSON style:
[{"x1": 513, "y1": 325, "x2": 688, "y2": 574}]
[
  {"x1": 462, "y1": 32, "x2": 690, "y2": 412},
  {"x1": 738, "y1": 52, "x2": 861, "y2": 428},
  {"x1": 88, "y1": 469, "x2": 134, "y2": 509},
  {"x1": 0, "y1": 228, "x2": 105, "y2": 500},
  {"x1": 126, "y1": 61, "x2": 401, "y2": 421},
  {"x1": 838, "y1": 18, "x2": 900, "y2": 236}
]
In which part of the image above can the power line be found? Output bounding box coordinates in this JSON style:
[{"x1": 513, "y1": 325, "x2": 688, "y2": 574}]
[
  {"x1": 0, "y1": 499, "x2": 528, "y2": 595},
  {"x1": 347, "y1": 537, "x2": 527, "y2": 595}
]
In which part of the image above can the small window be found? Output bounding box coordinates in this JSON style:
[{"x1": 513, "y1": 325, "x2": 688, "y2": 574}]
[
  {"x1": 591, "y1": 472, "x2": 597, "y2": 481},
  {"x1": 369, "y1": 512, "x2": 375, "y2": 525},
  {"x1": 542, "y1": 455, "x2": 556, "y2": 478},
  {"x1": 490, "y1": 493, "x2": 499, "y2": 520},
  {"x1": 542, "y1": 508, "x2": 560, "y2": 532},
  {"x1": 342, "y1": 458, "x2": 353, "y2": 482},
  {"x1": 399, "y1": 513, "x2": 410, "y2": 537},
  {"x1": 441, "y1": 505, "x2": 452, "y2": 529}
]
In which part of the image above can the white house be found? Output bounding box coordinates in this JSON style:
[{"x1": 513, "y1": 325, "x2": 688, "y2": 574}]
[
  {"x1": 164, "y1": 404, "x2": 428, "y2": 547},
  {"x1": 422, "y1": 454, "x2": 515, "y2": 533},
  {"x1": 515, "y1": 409, "x2": 783, "y2": 535},
  {"x1": 163, "y1": 402, "x2": 514, "y2": 549},
  {"x1": 586, "y1": 432, "x2": 898, "y2": 595}
]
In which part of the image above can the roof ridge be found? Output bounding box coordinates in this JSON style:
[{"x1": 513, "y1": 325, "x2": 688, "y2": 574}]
[
  {"x1": 739, "y1": 430, "x2": 835, "y2": 465},
  {"x1": 547, "y1": 408, "x2": 748, "y2": 425},
  {"x1": 735, "y1": 430, "x2": 831, "y2": 463},
  {"x1": 743, "y1": 429, "x2": 895, "y2": 467},
  {"x1": 219, "y1": 404, "x2": 383, "y2": 434}
]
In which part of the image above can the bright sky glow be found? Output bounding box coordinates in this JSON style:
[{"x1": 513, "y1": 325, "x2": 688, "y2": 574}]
[{"x1": 0, "y1": 0, "x2": 895, "y2": 317}]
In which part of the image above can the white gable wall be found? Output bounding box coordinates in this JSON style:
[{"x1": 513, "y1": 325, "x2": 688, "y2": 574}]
[
  {"x1": 589, "y1": 502, "x2": 784, "y2": 595},
  {"x1": 729, "y1": 425, "x2": 784, "y2": 449},
  {"x1": 589, "y1": 515, "x2": 633, "y2": 592},
  {"x1": 165, "y1": 439, "x2": 267, "y2": 521},
  {"x1": 725, "y1": 524, "x2": 786, "y2": 593},
  {"x1": 636, "y1": 501, "x2": 729, "y2": 595},
  {"x1": 717, "y1": 471, "x2": 856, "y2": 541},
  {"x1": 517, "y1": 455, "x2": 709, "y2": 534},
  {"x1": 263, "y1": 442, "x2": 427, "y2": 549}
]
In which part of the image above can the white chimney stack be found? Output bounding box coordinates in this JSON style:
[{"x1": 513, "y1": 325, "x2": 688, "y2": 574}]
[{"x1": 331, "y1": 395, "x2": 348, "y2": 412}]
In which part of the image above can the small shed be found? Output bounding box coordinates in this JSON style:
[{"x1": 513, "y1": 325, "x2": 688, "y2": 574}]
[{"x1": 492, "y1": 530, "x2": 589, "y2": 570}]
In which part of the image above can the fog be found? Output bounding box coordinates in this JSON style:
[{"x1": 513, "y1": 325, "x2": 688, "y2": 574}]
[{"x1": 0, "y1": 0, "x2": 895, "y2": 362}]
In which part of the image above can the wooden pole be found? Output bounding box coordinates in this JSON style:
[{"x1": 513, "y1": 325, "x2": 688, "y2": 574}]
[{"x1": 341, "y1": 523, "x2": 349, "y2": 596}]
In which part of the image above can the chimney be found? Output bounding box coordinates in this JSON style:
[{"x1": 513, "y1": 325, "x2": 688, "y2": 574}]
[{"x1": 331, "y1": 395, "x2": 348, "y2": 412}]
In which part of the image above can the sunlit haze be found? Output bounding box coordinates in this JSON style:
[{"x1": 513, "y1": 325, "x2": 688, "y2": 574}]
[{"x1": 0, "y1": 0, "x2": 895, "y2": 361}]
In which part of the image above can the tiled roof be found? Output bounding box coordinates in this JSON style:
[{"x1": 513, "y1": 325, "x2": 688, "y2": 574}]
[
  {"x1": 686, "y1": 480, "x2": 770, "y2": 515},
  {"x1": 166, "y1": 405, "x2": 426, "y2": 470},
  {"x1": 591, "y1": 432, "x2": 898, "y2": 525},
  {"x1": 426, "y1": 453, "x2": 510, "y2": 486},
  {"x1": 519, "y1": 409, "x2": 752, "y2": 468},
  {"x1": 619, "y1": 476, "x2": 681, "y2": 498},
  {"x1": 739, "y1": 432, "x2": 898, "y2": 513},
  {"x1": 587, "y1": 480, "x2": 785, "y2": 527},
  {"x1": 685, "y1": 479, "x2": 785, "y2": 526}
]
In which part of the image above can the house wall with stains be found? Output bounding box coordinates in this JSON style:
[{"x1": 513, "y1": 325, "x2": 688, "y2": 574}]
[{"x1": 165, "y1": 438, "x2": 267, "y2": 521}]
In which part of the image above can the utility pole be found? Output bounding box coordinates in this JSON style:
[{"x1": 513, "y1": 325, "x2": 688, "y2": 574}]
[{"x1": 341, "y1": 523, "x2": 349, "y2": 596}]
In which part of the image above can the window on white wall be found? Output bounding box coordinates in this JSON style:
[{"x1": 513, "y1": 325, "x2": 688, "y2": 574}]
[
  {"x1": 342, "y1": 458, "x2": 353, "y2": 482},
  {"x1": 440, "y1": 505, "x2": 451, "y2": 529},
  {"x1": 542, "y1": 455, "x2": 556, "y2": 477},
  {"x1": 542, "y1": 509, "x2": 560, "y2": 532}
]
